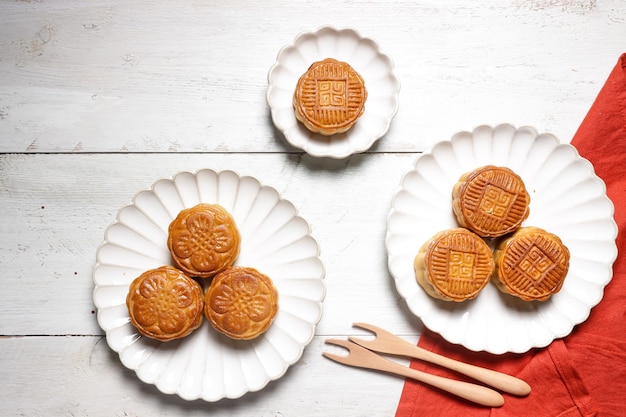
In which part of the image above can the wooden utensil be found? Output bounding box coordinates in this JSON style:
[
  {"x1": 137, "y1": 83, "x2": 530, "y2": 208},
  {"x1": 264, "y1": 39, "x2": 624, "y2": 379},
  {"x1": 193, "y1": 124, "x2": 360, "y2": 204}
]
[
  {"x1": 323, "y1": 339, "x2": 504, "y2": 408},
  {"x1": 349, "y1": 322, "x2": 531, "y2": 397}
]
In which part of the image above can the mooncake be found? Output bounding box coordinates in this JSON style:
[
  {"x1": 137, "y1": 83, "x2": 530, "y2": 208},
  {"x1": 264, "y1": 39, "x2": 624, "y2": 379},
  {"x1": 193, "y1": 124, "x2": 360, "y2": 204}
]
[
  {"x1": 126, "y1": 266, "x2": 204, "y2": 341},
  {"x1": 414, "y1": 228, "x2": 494, "y2": 302},
  {"x1": 293, "y1": 58, "x2": 367, "y2": 135},
  {"x1": 205, "y1": 266, "x2": 279, "y2": 340},
  {"x1": 452, "y1": 165, "x2": 530, "y2": 238},
  {"x1": 493, "y1": 227, "x2": 570, "y2": 302},
  {"x1": 167, "y1": 203, "x2": 240, "y2": 278}
]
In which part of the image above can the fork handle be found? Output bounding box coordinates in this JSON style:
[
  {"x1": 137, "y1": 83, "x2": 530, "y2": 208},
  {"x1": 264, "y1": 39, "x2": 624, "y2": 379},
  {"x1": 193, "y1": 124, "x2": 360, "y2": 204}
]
[
  {"x1": 385, "y1": 359, "x2": 504, "y2": 407},
  {"x1": 404, "y1": 344, "x2": 531, "y2": 397}
]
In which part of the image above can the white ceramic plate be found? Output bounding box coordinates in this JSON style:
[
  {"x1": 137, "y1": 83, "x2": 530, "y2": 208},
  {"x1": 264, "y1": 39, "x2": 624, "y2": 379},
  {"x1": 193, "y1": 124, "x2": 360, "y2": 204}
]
[
  {"x1": 386, "y1": 124, "x2": 618, "y2": 354},
  {"x1": 267, "y1": 26, "x2": 400, "y2": 159},
  {"x1": 93, "y1": 169, "x2": 326, "y2": 401}
]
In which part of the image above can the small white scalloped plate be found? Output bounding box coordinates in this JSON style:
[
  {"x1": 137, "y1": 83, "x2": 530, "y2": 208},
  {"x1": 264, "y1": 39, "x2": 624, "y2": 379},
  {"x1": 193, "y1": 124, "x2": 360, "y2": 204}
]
[
  {"x1": 267, "y1": 26, "x2": 400, "y2": 159},
  {"x1": 386, "y1": 124, "x2": 618, "y2": 354},
  {"x1": 93, "y1": 169, "x2": 326, "y2": 401}
]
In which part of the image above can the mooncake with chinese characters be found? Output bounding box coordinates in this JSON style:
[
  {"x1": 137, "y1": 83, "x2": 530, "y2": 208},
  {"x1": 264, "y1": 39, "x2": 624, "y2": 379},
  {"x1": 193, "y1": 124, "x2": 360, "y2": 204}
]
[
  {"x1": 452, "y1": 166, "x2": 530, "y2": 238},
  {"x1": 293, "y1": 58, "x2": 367, "y2": 135},
  {"x1": 493, "y1": 227, "x2": 570, "y2": 301},
  {"x1": 414, "y1": 228, "x2": 494, "y2": 302}
]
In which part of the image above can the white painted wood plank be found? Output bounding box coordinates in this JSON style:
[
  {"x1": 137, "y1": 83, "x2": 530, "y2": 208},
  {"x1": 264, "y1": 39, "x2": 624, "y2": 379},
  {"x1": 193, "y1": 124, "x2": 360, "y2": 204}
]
[
  {"x1": 0, "y1": 153, "x2": 422, "y2": 336},
  {"x1": 0, "y1": 335, "x2": 416, "y2": 416},
  {"x1": 1, "y1": 0, "x2": 624, "y2": 153},
  {"x1": 0, "y1": 2, "x2": 623, "y2": 415}
]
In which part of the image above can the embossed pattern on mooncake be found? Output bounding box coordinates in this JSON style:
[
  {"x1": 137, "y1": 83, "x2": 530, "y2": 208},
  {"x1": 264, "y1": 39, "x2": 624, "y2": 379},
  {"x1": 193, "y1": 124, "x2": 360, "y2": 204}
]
[
  {"x1": 414, "y1": 228, "x2": 494, "y2": 302},
  {"x1": 205, "y1": 266, "x2": 279, "y2": 340},
  {"x1": 494, "y1": 227, "x2": 570, "y2": 302},
  {"x1": 293, "y1": 58, "x2": 367, "y2": 135},
  {"x1": 167, "y1": 203, "x2": 240, "y2": 278},
  {"x1": 126, "y1": 266, "x2": 204, "y2": 341},
  {"x1": 452, "y1": 165, "x2": 530, "y2": 238}
]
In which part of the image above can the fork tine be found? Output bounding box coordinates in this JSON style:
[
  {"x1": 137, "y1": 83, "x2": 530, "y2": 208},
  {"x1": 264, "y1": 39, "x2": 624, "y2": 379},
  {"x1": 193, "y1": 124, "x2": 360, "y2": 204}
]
[
  {"x1": 352, "y1": 322, "x2": 380, "y2": 335},
  {"x1": 349, "y1": 322, "x2": 384, "y2": 348},
  {"x1": 324, "y1": 338, "x2": 354, "y2": 350},
  {"x1": 321, "y1": 351, "x2": 347, "y2": 364},
  {"x1": 323, "y1": 338, "x2": 391, "y2": 370},
  {"x1": 322, "y1": 339, "x2": 356, "y2": 366},
  {"x1": 348, "y1": 335, "x2": 376, "y2": 347}
]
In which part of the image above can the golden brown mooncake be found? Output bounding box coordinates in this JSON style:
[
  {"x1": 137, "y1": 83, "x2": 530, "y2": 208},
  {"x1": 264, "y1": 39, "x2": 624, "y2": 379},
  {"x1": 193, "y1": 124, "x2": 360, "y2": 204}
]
[
  {"x1": 126, "y1": 266, "x2": 204, "y2": 341},
  {"x1": 493, "y1": 227, "x2": 570, "y2": 302},
  {"x1": 167, "y1": 203, "x2": 240, "y2": 278},
  {"x1": 205, "y1": 266, "x2": 279, "y2": 340},
  {"x1": 414, "y1": 228, "x2": 495, "y2": 302},
  {"x1": 452, "y1": 165, "x2": 530, "y2": 238},
  {"x1": 293, "y1": 58, "x2": 367, "y2": 136}
]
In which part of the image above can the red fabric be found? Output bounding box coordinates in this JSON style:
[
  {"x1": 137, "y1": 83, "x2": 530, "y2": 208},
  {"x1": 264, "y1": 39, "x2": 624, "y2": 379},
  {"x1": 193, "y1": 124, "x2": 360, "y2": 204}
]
[{"x1": 396, "y1": 54, "x2": 626, "y2": 417}]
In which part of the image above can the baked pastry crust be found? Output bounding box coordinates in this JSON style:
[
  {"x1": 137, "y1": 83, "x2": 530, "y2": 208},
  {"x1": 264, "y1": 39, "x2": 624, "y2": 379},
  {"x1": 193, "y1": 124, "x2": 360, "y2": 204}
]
[
  {"x1": 205, "y1": 266, "x2": 279, "y2": 340},
  {"x1": 414, "y1": 228, "x2": 494, "y2": 302},
  {"x1": 452, "y1": 165, "x2": 530, "y2": 238},
  {"x1": 126, "y1": 266, "x2": 204, "y2": 341},
  {"x1": 167, "y1": 204, "x2": 240, "y2": 278},
  {"x1": 293, "y1": 58, "x2": 367, "y2": 135},
  {"x1": 493, "y1": 227, "x2": 570, "y2": 301}
]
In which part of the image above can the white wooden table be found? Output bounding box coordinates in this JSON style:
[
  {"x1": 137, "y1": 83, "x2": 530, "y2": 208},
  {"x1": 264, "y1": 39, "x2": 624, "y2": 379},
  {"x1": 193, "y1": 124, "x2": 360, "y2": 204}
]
[{"x1": 1, "y1": 1, "x2": 624, "y2": 415}]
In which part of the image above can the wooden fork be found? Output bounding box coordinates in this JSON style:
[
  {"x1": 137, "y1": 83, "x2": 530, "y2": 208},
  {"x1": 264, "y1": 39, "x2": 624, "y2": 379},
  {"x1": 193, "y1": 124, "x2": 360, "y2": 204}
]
[
  {"x1": 349, "y1": 322, "x2": 531, "y2": 397},
  {"x1": 324, "y1": 339, "x2": 504, "y2": 407}
]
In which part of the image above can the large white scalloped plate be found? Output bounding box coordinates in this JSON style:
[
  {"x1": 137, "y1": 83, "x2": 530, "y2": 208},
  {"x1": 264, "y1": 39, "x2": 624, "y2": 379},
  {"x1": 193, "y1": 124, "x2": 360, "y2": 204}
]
[
  {"x1": 267, "y1": 26, "x2": 400, "y2": 159},
  {"x1": 386, "y1": 124, "x2": 618, "y2": 354},
  {"x1": 93, "y1": 169, "x2": 326, "y2": 401}
]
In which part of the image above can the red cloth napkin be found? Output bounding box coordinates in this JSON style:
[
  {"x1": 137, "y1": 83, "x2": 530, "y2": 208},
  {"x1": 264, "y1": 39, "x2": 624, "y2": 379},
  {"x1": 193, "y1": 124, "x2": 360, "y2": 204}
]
[{"x1": 396, "y1": 53, "x2": 626, "y2": 417}]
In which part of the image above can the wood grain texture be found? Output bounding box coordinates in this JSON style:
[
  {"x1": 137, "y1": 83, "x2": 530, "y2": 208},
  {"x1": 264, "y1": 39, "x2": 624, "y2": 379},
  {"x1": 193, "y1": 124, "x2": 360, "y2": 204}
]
[
  {"x1": 0, "y1": 1, "x2": 624, "y2": 153},
  {"x1": 0, "y1": 0, "x2": 624, "y2": 415},
  {"x1": 0, "y1": 153, "x2": 420, "y2": 335},
  {"x1": 0, "y1": 335, "x2": 414, "y2": 416}
]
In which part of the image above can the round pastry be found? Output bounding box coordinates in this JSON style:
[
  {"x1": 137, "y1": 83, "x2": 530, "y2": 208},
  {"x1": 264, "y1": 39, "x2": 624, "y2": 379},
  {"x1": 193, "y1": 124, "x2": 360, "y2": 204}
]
[
  {"x1": 293, "y1": 58, "x2": 367, "y2": 136},
  {"x1": 126, "y1": 266, "x2": 204, "y2": 341},
  {"x1": 167, "y1": 203, "x2": 240, "y2": 278},
  {"x1": 452, "y1": 165, "x2": 530, "y2": 238},
  {"x1": 205, "y1": 266, "x2": 279, "y2": 340},
  {"x1": 493, "y1": 227, "x2": 570, "y2": 302},
  {"x1": 414, "y1": 228, "x2": 494, "y2": 302}
]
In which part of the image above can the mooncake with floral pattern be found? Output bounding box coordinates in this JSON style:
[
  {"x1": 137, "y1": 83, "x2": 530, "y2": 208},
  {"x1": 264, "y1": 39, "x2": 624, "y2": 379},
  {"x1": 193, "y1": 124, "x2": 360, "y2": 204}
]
[
  {"x1": 126, "y1": 266, "x2": 204, "y2": 341},
  {"x1": 205, "y1": 266, "x2": 279, "y2": 340},
  {"x1": 167, "y1": 203, "x2": 240, "y2": 278}
]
